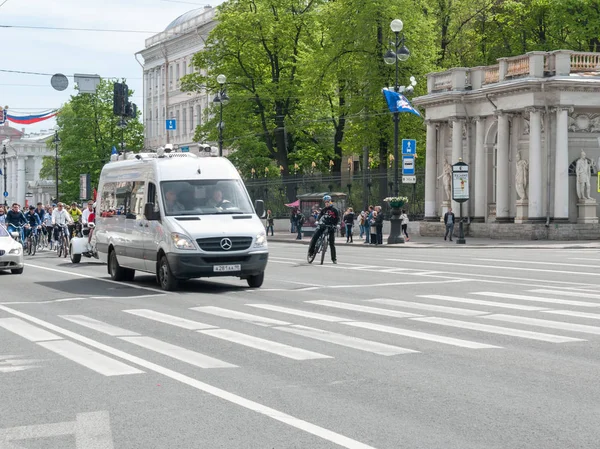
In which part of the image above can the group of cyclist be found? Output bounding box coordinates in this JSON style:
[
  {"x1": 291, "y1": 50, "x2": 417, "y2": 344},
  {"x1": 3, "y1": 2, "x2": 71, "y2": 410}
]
[{"x1": 0, "y1": 200, "x2": 95, "y2": 249}]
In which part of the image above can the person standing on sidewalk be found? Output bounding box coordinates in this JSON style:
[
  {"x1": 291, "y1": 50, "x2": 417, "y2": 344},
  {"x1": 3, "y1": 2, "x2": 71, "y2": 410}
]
[
  {"x1": 344, "y1": 208, "x2": 355, "y2": 243},
  {"x1": 375, "y1": 206, "x2": 384, "y2": 245},
  {"x1": 444, "y1": 208, "x2": 455, "y2": 241},
  {"x1": 400, "y1": 209, "x2": 410, "y2": 241},
  {"x1": 296, "y1": 211, "x2": 305, "y2": 240}
]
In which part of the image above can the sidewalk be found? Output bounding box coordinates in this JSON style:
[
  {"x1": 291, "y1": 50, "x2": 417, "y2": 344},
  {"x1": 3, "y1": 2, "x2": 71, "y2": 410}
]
[{"x1": 267, "y1": 232, "x2": 600, "y2": 249}]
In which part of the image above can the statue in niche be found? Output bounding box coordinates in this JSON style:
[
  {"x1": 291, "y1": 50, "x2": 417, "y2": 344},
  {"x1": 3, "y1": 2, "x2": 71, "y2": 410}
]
[
  {"x1": 515, "y1": 151, "x2": 528, "y2": 200},
  {"x1": 437, "y1": 158, "x2": 452, "y2": 201},
  {"x1": 576, "y1": 150, "x2": 594, "y2": 200}
]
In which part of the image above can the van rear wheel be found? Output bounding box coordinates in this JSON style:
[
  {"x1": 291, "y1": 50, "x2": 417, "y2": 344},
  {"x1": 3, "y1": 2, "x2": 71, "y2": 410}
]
[
  {"x1": 109, "y1": 249, "x2": 129, "y2": 281},
  {"x1": 158, "y1": 255, "x2": 179, "y2": 291},
  {"x1": 247, "y1": 272, "x2": 264, "y2": 288}
]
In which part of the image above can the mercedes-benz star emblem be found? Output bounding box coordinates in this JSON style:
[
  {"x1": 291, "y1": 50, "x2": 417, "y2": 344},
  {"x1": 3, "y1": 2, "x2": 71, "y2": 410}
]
[{"x1": 220, "y1": 238, "x2": 233, "y2": 251}]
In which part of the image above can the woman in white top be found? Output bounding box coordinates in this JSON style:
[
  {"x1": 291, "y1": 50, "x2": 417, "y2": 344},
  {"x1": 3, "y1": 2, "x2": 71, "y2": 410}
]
[{"x1": 400, "y1": 209, "x2": 409, "y2": 241}]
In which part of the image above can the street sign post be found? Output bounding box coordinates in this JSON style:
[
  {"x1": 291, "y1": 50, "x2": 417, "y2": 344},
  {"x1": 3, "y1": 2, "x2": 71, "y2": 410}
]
[
  {"x1": 166, "y1": 119, "x2": 177, "y2": 131},
  {"x1": 3, "y1": 191, "x2": 8, "y2": 197},
  {"x1": 452, "y1": 159, "x2": 469, "y2": 244},
  {"x1": 402, "y1": 156, "x2": 415, "y2": 175},
  {"x1": 402, "y1": 139, "x2": 416, "y2": 155}
]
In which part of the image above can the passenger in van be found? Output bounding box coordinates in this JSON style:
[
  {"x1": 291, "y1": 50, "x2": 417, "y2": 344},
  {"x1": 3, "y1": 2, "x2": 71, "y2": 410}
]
[
  {"x1": 178, "y1": 189, "x2": 195, "y2": 210},
  {"x1": 207, "y1": 189, "x2": 230, "y2": 208},
  {"x1": 164, "y1": 188, "x2": 185, "y2": 214}
]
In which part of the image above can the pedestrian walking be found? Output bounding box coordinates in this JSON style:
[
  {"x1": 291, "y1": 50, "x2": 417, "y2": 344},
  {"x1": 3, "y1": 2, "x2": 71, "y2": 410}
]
[
  {"x1": 344, "y1": 208, "x2": 355, "y2": 243},
  {"x1": 358, "y1": 211, "x2": 365, "y2": 239},
  {"x1": 296, "y1": 211, "x2": 305, "y2": 240},
  {"x1": 266, "y1": 210, "x2": 274, "y2": 236},
  {"x1": 444, "y1": 207, "x2": 455, "y2": 241},
  {"x1": 369, "y1": 210, "x2": 378, "y2": 245},
  {"x1": 400, "y1": 209, "x2": 409, "y2": 241}
]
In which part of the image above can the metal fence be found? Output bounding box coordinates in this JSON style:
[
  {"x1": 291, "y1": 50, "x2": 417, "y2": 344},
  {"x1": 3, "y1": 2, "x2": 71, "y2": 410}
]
[{"x1": 244, "y1": 169, "x2": 425, "y2": 220}]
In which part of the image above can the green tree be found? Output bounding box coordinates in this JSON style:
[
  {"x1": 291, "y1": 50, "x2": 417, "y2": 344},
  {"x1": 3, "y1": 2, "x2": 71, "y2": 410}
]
[{"x1": 40, "y1": 79, "x2": 144, "y2": 203}]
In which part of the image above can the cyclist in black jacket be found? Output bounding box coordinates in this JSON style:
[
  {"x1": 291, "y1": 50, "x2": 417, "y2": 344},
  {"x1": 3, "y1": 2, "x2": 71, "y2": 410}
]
[
  {"x1": 5, "y1": 203, "x2": 28, "y2": 243},
  {"x1": 308, "y1": 195, "x2": 340, "y2": 264}
]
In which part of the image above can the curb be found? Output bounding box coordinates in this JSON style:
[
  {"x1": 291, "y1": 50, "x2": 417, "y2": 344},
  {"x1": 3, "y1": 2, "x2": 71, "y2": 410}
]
[{"x1": 267, "y1": 237, "x2": 600, "y2": 250}]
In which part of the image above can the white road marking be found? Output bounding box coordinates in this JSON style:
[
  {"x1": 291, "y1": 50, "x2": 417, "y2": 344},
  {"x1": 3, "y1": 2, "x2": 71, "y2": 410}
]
[
  {"x1": 0, "y1": 411, "x2": 115, "y2": 449},
  {"x1": 307, "y1": 300, "x2": 422, "y2": 318},
  {"x1": 476, "y1": 258, "x2": 600, "y2": 269},
  {"x1": 246, "y1": 304, "x2": 348, "y2": 322},
  {"x1": 0, "y1": 355, "x2": 44, "y2": 373},
  {"x1": 543, "y1": 310, "x2": 600, "y2": 320},
  {"x1": 528, "y1": 289, "x2": 600, "y2": 300},
  {"x1": 569, "y1": 258, "x2": 600, "y2": 262},
  {"x1": 412, "y1": 317, "x2": 584, "y2": 343},
  {"x1": 385, "y1": 258, "x2": 600, "y2": 277},
  {"x1": 0, "y1": 305, "x2": 384, "y2": 449},
  {"x1": 23, "y1": 262, "x2": 167, "y2": 294},
  {"x1": 120, "y1": 336, "x2": 236, "y2": 369},
  {"x1": 190, "y1": 306, "x2": 290, "y2": 326},
  {"x1": 0, "y1": 318, "x2": 62, "y2": 342},
  {"x1": 344, "y1": 322, "x2": 500, "y2": 349},
  {"x1": 60, "y1": 315, "x2": 139, "y2": 336},
  {"x1": 472, "y1": 292, "x2": 598, "y2": 308},
  {"x1": 38, "y1": 340, "x2": 143, "y2": 376},
  {"x1": 124, "y1": 309, "x2": 216, "y2": 330},
  {"x1": 275, "y1": 325, "x2": 418, "y2": 356},
  {"x1": 418, "y1": 294, "x2": 547, "y2": 311},
  {"x1": 199, "y1": 329, "x2": 332, "y2": 360},
  {"x1": 483, "y1": 314, "x2": 600, "y2": 335},
  {"x1": 368, "y1": 299, "x2": 486, "y2": 316}
]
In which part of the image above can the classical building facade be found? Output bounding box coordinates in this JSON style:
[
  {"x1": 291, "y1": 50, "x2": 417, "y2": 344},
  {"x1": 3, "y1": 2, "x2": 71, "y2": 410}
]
[
  {"x1": 1, "y1": 123, "x2": 56, "y2": 207},
  {"x1": 137, "y1": 6, "x2": 217, "y2": 152},
  {"x1": 413, "y1": 51, "x2": 600, "y2": 239}
]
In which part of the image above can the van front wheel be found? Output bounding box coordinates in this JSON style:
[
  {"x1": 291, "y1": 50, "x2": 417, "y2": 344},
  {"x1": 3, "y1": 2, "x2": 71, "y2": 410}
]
[
  {"x1": 247, "y1": 272, "x2": 264, "y2": 288},
  {"x1": 158, "y1": 255, "x2": 179, "y2": 291}
]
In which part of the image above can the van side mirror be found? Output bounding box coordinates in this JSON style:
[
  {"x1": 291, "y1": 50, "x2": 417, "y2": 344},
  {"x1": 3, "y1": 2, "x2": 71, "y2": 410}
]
[
  {"x1": 144, "y1": 203, "x2": 160, "y2": 221},
  {"x1": 254, "y1": 199, "x2": 265, "y2": 218}
]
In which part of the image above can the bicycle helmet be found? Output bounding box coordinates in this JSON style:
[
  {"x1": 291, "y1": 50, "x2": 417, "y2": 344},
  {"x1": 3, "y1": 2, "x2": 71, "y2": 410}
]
[{"x1": 323, "y1": 194, "x2": 332, "y2": 202}]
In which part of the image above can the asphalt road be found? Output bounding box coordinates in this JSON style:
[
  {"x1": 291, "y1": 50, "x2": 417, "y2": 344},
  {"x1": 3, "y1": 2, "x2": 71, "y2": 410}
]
[{"x1": 2, "y1": 241, "x2": 600, "y2": 448}]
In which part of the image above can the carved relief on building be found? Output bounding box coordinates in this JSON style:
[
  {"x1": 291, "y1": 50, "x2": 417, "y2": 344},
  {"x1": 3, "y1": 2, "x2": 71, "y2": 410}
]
[{"x1": 568, "y1": 113, "x2": 600, "y2": 133}]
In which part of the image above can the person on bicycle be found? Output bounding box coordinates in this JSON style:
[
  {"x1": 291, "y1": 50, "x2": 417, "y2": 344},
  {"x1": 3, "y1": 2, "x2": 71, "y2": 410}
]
[
  {"x1": 24, "y1": 206, "x2": 42, "y2": 240},
  {"x1": 308, "y1": 195, "x2": 340, "y2": 264},
  {"x1": 69, "y1": 202, "x2": 82, "y2": 238},
  {"x1": 6, "y1": 203, "x2": 28, "y2": 243},
  {"x1": 52, "y1": 202, "x2": 72, "y2": 242}
]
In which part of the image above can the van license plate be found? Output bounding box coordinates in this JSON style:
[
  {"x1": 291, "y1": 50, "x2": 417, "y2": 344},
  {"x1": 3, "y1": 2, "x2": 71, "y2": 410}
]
[{"x1": 214, "y1": 264, "x2": 241, "y2": 272}]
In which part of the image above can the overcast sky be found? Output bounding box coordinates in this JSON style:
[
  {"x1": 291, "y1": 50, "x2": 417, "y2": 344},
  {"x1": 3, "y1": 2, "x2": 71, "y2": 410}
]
[{"x1": 1, "y1": 0, "x2": 220, "y2": 134}]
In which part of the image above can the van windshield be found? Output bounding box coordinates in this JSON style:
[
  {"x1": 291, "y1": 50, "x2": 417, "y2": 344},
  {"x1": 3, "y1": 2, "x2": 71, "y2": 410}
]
[{"x1": 160, "y1": 179, "x2": 254, "y2": 216}]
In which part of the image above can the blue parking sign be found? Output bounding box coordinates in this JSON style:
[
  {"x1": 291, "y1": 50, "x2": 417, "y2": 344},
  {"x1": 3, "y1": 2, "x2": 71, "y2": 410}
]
[
  {"x1": 402, "y1": 139, "x2": 416, "y2": 155},
  {"x1": 166, "y1": 119, "x2": 177, "y2": 130}
]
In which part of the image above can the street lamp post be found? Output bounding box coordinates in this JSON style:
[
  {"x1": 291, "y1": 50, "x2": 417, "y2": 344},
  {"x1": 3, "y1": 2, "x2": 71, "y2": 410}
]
[
  {"x1": 213, "y1": 74, "x2": 229, "y2": 157},
  {"x1": 53, "y1": 131, "x2": 60, "y2": 203},
  {"x1": 383, "y1": 19, "x2": 411, "y2": 199},
  {"x1": 1, "y1": 144, "x2": 7, "y2": 206}
]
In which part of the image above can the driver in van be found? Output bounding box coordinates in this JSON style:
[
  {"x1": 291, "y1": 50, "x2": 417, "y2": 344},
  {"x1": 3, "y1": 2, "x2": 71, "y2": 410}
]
[
  {"x1": 164, "y1": 188, "x2": 185, "y2": 214},
  {"x1": 208, "y1": 188, "x2": 230, "y2": 208}
]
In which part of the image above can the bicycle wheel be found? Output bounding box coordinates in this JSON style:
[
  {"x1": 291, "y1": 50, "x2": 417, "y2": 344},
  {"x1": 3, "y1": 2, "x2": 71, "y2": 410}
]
[
  {"x1": 31, "y1": 235, "x2": 37, "y2": 256},
  {"x1": 26, "y1": 236, "x2": 33, "y2": 256},
  {"x1": 320, "y1": 235, "x2": 328, "y2": 265},
  {"x1": 57, "y1": 240, "x2": 63, "y2": 258},
  {"x1": 62, "y1": 235, "x2": 69, "y2": 258}
]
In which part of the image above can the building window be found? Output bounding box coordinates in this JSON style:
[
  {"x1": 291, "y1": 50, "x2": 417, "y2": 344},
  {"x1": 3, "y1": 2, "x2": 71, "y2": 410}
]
[
  {"x1": 169, "y1": 66, "x2": 173, "y2": 89},
  {"x1": 196, "y1": 105, "x2": 202, "y2": 127},
  {"x1": 176, "y1": 63, "x2": 180, "y2": 81},
  {"x1": 175, "y1": 110, "x2": 180, "y2": 137},
  {"x1": 189, "y1": 106, "x2": 194, "y2": 135},
  {"x1": 155, "y1": 108, "x2": 159, "y2": 137},
  {"x1": 182, "y1": 61, "x2": 187, "y2": 77},
  {"x1": 182, "y1": 108, "x2": 187, "y2": 135}
]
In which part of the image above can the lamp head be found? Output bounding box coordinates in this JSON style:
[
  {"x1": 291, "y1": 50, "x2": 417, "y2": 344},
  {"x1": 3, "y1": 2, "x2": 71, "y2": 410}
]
[
  {"x1": 397, "y1": 45, "x2": 410, "y2": 61},
  {"x1": 216, "y1": 74, "x2": 227, "y2": 85},
  {"x1": 383, "y1": 49, "x2": 397, "y2": 65},
  {"x1": 390, "y1": 19, "x2": 403, "y2": 33}
]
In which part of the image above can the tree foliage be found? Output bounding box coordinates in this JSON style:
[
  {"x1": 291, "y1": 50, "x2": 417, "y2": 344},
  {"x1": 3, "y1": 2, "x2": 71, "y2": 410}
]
[{"x1": 40, "y1": 79, "x2": 144, "y2": 203}]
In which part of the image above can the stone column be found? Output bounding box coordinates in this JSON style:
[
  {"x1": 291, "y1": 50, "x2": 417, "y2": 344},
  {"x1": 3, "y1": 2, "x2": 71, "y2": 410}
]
[
  {"x1": 17, "y1": 157, "x2": 25, "y2": 207},
  {"x1": 554, "y1": 107, "x2": 571, "y2": 220},
  {"x1": 527, "y1": 107, "x2": 543, "y2": 219},
  {"x1": 451, "y1": 117, "x2": 464, "y2": 215},
  {"x1": 10, "y1": 158, "x2": 17, "y2": 204},
  {"x1": 474, "y1": 117, "x2": 487, "y2": 221},
  {"x1": 496, "y1": 112, "x2": 510, "y2": 220},
  {"x1": 424, "y1": 120, "x2": 438, "y2": 220}
]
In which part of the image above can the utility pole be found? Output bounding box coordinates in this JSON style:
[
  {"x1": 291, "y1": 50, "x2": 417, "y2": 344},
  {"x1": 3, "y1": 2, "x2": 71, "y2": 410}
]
[
  {"x1": 53, "y1": 131, "x2": 60, "y2": 202},
  {"x1": 1, "y1": 144, "x2": 7, "y2": 206}
]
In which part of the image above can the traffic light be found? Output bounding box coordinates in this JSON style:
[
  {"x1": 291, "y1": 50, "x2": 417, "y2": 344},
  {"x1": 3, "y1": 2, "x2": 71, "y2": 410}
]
[
  {"x1": 125, "y1": 102, "x2": 137, "y2": 118},
  {"x1": 112, "y1": 82, "x2": 129, "y2": 116}
]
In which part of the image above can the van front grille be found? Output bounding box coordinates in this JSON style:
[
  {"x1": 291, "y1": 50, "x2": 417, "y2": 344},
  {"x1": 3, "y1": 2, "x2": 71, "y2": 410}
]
[
  {"x1": 201, "y1": 255, "x2": 251, "y2": 263},
  {"x1": 196, "y1": 237, "x2": 252, "y2": 252}
]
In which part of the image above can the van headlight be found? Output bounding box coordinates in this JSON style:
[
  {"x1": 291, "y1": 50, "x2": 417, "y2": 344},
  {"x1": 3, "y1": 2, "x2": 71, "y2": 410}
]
[
  {"x1": 9, "y1": 247, "x2": 21, "y2": 255},
  {"x1": 254, "y1": 231, "x2": 267, "y2": 248},
  {"x1": 171, "y1": 233, "x2": 195, "y2": 250}
]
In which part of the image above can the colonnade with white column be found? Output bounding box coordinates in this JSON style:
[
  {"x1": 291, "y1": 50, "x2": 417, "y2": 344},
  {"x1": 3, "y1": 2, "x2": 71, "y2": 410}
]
[{"x1": 424, "y1": 105, "x2": 582, "y2": 224}]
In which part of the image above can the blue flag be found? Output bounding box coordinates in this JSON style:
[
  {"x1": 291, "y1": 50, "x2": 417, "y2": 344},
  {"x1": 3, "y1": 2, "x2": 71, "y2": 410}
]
[
  {"x1": 111, "y1": 146, "x2": 118, "y2": 155},
  {"x1": 382, "y1": 88, "x2": 421, "y2": 117}
]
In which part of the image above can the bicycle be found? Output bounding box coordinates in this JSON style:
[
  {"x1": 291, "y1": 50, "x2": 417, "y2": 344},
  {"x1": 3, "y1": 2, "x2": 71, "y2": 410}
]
[
  {"x1": 307, "y1": 224, "x2": 335, "y2": 265},
  {"x1": 24, "y1": 226, "x2": 38, "y2": 256},
  {"x1": 8, "y1": 225, "x2": 25, "y2": 247},
  {"x1": 55, "y1": 224, "x2": 70, "y2": 258}
]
